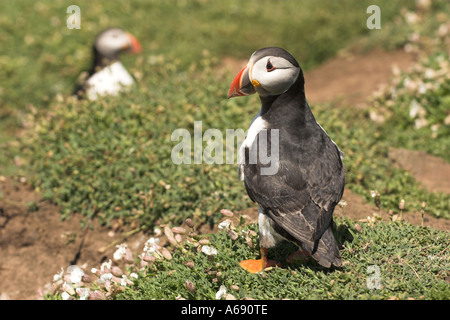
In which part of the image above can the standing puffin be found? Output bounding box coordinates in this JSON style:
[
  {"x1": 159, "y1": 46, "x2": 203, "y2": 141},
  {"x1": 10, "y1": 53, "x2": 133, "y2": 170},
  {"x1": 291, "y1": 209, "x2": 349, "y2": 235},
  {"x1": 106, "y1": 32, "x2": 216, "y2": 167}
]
[
  {"x1": 74, "y1": 28, "x2": 142, "y2": 100},
  {"x1": 228, "y1": 47, "x2": 345, "y2": 273}
]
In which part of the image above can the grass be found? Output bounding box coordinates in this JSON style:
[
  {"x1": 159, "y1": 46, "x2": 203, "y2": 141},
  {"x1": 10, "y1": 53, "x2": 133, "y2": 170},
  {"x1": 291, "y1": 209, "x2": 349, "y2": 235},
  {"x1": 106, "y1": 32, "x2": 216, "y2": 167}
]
[
  {"x1": 0, "y1": 0, "x2": 392, "y2": 183},
  {"x1": 49, "y1": 216, "x2": 450, "y2": 300},
  {"x1": 1, "y1": 0, "x2": 449, "y2": 300},
  {"x1": 15, "y1": 58, "x2": 253, "y2": 227},
  {"x1": 371, "y1": 52, "x2": 450, "y2": 162},
  {"x1": 13, "y1": 50, "x2": 450, "y2": 230},
  {"x1": 125, "y1": 220, "x2": 449, "y2": 300},
  {"x1": 315, "y1": 101, "x2": 450, "y2": 220},
  {"x1": 0, "y1": 0, "x2": 416, "y2": 123}
]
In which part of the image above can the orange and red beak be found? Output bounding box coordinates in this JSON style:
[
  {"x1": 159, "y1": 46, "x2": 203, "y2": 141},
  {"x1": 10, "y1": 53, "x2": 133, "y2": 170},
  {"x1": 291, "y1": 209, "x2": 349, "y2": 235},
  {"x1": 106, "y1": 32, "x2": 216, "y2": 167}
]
[
  {"x1": 126, "y1": 33, "x2": 142, "y2": 54},
  {"x1": 228, "y1": 63, "x2": 256, "y2": 98}
]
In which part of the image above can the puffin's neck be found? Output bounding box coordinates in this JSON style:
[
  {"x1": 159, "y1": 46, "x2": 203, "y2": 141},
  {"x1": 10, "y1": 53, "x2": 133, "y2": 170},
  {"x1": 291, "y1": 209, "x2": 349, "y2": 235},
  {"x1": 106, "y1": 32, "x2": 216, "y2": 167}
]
[
  {"x1": 258, "y1": 73, "x2": 310, "y2": 119},
  {"x1": 90, "y1": 47, "x2": 119, "y2": 74}
]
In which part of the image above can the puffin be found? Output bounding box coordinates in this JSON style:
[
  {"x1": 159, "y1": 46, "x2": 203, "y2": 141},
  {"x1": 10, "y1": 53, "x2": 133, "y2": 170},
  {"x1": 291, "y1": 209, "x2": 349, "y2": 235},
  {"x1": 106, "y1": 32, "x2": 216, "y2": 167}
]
[
  {"x1": 228, "y1": 47, "x2": 345, "y2": 273},
  {"x1": 74, "y1": 28, "x2": 142, "y2": 100}
]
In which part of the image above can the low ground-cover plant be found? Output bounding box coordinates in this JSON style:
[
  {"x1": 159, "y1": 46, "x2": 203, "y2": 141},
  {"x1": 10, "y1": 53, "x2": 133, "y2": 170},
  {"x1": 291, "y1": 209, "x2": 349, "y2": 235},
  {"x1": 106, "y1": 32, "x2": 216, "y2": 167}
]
[
  {"x1": 370, "y1": 52, "x2": 450, "y2": 162},
  {"x1": 316, "y1": 99, "x2": 450, "y2": 219},
  {"x1": 3, "y1": 0, "x2": 449, "y2": 226},
  {"x1": 355, "y1": 50, "x2": 450, "y2": 217},
  {"x1": 17, "y1": 56, "x2": 254, "y2": 227},
  {"x1": 49, "y1": 213, "x2": 449, "y2": 300},
  {"x1": 16, "y1": 52, "x2": 450, "y2": 233},
  {"x1": 0, "y1": 0, "x2": 416, "y2": 124}
]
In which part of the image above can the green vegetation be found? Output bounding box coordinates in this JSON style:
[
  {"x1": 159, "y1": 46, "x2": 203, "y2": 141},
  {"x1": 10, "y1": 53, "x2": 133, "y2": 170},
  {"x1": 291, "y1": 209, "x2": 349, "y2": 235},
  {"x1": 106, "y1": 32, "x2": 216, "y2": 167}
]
[
  {"x1": 1, "y1": 0, "x2": 449, "y2": 300},
  {"x1": 372, "y1": 52, "x2": 450, "y2": 163},
  {"x1": 0, "y1": 0, "x2": 416, "y2": 124},
  {"x1": 50, "y1": 216, "x2": 450, "y2": 300},
  {"x1": 315, "y1": 99, "x2": 450, "y2": 219},
  {"x1": 18, "y1": 61, "x2": 253, "y2": 227},
  {"x1": 321, "y1": 47, "x2": 450, "y2": 218},
  {"x1": 13, "y1": 51, "x2": 450, "y2": 229},
  {"x1": 119, "y1": 219, "x2": 449, "y2": 300}
]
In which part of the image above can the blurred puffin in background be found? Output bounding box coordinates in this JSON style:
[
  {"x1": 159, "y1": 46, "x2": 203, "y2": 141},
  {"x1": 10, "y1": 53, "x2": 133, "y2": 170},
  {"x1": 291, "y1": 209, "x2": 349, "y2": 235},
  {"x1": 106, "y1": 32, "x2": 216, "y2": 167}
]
[
  {"x1": 228, "y1": 47, "x2": 345, "y2": 273},
  {"x1": 74, "y1": 27, "x2": 142, "y2": 100}
]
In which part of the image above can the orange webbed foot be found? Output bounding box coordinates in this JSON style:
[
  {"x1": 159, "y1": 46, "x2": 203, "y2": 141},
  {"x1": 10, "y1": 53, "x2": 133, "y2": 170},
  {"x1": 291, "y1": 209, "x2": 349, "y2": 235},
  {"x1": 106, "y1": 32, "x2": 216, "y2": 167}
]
[{"x1": 239, "y1": 259, "x2": 280, "y2": 273}]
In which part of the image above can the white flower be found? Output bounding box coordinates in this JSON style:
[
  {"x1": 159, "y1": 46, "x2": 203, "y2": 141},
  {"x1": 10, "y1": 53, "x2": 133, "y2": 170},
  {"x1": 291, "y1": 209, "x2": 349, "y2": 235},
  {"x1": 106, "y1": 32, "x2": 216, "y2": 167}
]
[
  {"x1": 130, "y1": 273, "x2": 138, "y2": 280},
  {"x1": 100, "y1": 259, "x2": 112, "y2": 272},
  {"x1": 418, "y1": 83, "x2": 426, "y2": 95},
  {"x1": 201, "y1": 245, "x2": 218, "y2": 256},
  {"x1": 338, "y1": 200, "x2": 347, "y2": 208},
  {"x1": 444, "y1": 114, "x2": 450, "y2": 126},
  {"x1": 143, "y1": 237, "x2": 159, "y2": 254},
  {"x1": 100, "y1": 273, "x2": 113, "y2": 282},
  {"x1": 121, "y1": 275, "x2": 128, "y2": 287},
  {"x1": 113, "y1": 243, "x2": 128, "y2": 261},
  {"x1": 409, "y1": 100, "x2": 426, "y2": 118},
  {"x1": 76, "y1": 288, "x2": 90, "y2": 300},
  {"x1": 218, "y1": 220, "x2": 231, "y2": 230},
  {"x1": 61, "y1": 291, "x2": 73, "y2": 300},
  {"x1": 438, "y1": 24, "x2": 448, "y2": 37},
  {"x1": 404, "y1": 11, "x2": 419, "y2": 25},
  {"x1": 403, "y1": 77, "x2": 417, "y2": 92},
  {"x1": 62, "y1": 282, "x2": 75, "y2": 296},
  {"x1": 91, "y1": 267, "x2": 98, "y2": 274},
  {"x1": 153, "y1": 227, "x2": 162, "y2": 236},
  {"x1": 67, "y1": 265, "x2": 84, "y2": 285},
  {"x1": 424, "y1": 68, "x2": 436, "y2": 79},
  {"x1": 53, "y1": 268, "x2": 64, "y2": 282},
  {"x1": 215, "y1": 285, "x2": 227, "y2": 300},
  {"x1": 431, "y1": 124, "x2": 440, "y2": 133},
  {"x1": 369, "y1": 110, "x2": 385, "y2": 124}
]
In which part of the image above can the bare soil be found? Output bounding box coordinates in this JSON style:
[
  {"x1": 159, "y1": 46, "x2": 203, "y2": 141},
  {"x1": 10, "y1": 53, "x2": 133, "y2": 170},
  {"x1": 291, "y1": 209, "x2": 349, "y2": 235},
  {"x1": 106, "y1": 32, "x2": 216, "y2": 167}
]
[
  {"x1": 1, "y1": 47, "x2": 449, "y2": 300},
  {"x1": 388, "y1": 147, "x2": 450, "y2": 194},
  {"x1": 305, "y1": 48, "x2": 417, "y2": 108},
  {"x1": 0, "y1": 178, "x2": 147, "y2": 300}
]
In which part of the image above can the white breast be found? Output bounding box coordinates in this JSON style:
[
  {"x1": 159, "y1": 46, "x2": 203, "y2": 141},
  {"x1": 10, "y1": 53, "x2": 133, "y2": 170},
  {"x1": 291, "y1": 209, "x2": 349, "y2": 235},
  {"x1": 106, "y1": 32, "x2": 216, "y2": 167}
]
[
  {"x1": 85, "y1": 61, "x2": 135, "y2": 100},
  {"x1": 238, "y1": 115, "x2": 269, "y2": 180},
  {"x1": 258, "y1": 205, "x2": 285, "y2": 247}
]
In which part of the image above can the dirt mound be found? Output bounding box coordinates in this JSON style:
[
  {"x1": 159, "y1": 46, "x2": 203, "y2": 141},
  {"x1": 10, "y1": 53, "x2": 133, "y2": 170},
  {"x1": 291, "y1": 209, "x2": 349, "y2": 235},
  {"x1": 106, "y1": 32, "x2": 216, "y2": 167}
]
[
  {"x1": 305, "y1": 48, "x2": 417, "y2": 108},
  {"x1": 336, "y1": 188, "x2": 450, "y2": 231},
  {"x1": 0, "y1": 177, "x2": 146, "y2": 300},
  {"x1": 388, "y1": 147, "x2": 450, "y2": 194}
]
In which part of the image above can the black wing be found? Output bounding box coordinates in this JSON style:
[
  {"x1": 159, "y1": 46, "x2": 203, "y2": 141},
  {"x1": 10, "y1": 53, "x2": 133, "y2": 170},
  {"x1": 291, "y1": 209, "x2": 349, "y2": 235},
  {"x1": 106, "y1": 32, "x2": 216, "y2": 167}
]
[{"x1": 242, "y1": 124, "x2": 345, "y2": 242}]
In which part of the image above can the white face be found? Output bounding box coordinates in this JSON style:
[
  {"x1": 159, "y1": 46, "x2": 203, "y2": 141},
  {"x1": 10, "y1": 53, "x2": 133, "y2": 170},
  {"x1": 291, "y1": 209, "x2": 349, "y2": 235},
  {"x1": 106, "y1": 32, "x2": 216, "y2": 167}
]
[
  {"x1": 249, "y1": 55, "x2": 300, "y2": 97},
  {"x1": 95, "y1": 28, "x2": 130, "y2": 57}
]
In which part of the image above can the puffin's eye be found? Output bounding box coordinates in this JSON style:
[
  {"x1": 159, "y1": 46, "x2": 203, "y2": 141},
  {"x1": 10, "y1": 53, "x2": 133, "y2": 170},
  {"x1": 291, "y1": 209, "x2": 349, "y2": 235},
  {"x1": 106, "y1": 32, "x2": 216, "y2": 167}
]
[{"x1": 266, "y1": 60, "x2": 275, "y2": 72}]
